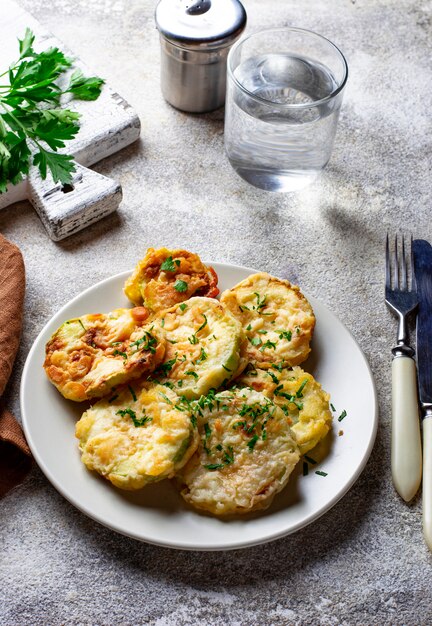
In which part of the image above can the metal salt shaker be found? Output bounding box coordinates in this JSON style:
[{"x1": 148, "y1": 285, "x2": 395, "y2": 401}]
[{"x1": 155, "y1": 0, "x2": 247, "y2": 113}]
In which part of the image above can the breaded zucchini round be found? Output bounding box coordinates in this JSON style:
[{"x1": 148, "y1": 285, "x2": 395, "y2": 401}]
[
  {"x1": 220, "y1": 272, "x2": 315, "y2": 369},
  {"x1": 44, "y1": 308, "x2": 165, "y2": 402},
  {"x1": 152, "y1": 297, "x2": 242, "y2": 399},
  {"x1": 176, "y1": 388, "x2": 300, "y2": 515},
  {"x1": 124, "y1": 247, "x2": 219, "y2": 311},
  {"x1": 237, "y1": 366, "x2": 332, "y2": 455},
  {"x1": 75, "y1": 382, "x2": 198, "y2": 490}
]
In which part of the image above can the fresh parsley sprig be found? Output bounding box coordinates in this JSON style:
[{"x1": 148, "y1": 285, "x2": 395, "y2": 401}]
[{"x1": 0, "y1": 28, "x2": 104, "y2": 192}]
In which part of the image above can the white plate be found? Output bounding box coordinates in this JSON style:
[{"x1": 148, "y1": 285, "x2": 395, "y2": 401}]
[{"x1": 21, "y1": 263, "x2": 377, "y2": 551}]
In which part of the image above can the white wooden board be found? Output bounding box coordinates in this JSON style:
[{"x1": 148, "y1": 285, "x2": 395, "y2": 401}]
[{"x1": 0, "y1": 0, "x2": 141, "y2": 239}]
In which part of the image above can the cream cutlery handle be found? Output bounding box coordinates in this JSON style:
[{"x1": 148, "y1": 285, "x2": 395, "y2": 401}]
[
  {"x1": 423, "y1": 417, "x2": 432, "y2": 550},
  {"x1": 391, "y1": 355, "x2": 422, "y2": 502}
]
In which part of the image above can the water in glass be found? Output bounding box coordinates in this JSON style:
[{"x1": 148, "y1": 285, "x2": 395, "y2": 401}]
[{"x1": 225, "y1": 53, "x2": 341, "y2": 192}]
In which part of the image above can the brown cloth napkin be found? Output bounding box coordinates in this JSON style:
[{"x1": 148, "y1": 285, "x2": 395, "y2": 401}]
[{"x1": 0, "y1": 233, "x2": 32, "y2": 498}]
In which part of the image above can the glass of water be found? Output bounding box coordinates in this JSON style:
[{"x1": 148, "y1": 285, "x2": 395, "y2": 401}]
[{"x1": 224, "y1": 27, "x2": 348, "y2": 192}]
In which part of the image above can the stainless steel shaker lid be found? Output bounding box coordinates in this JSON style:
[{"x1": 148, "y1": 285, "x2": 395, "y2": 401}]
[{"x1": 155, "y1": 0, "x2": 247, "y2": 49}]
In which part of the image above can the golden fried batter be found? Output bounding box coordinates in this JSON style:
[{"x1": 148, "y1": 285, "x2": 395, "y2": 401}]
[
  {"x1": 124, "y1": 248, "x2": 219, "y2": 311},
  {"x1": 44, "y1": 308, "x2": 165, "y2": 401}
]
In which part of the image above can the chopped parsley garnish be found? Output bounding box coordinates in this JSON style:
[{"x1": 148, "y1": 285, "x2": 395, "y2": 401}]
[
  {"x1": 177, "y1": 380, "x2": 183, "y2": 388},
  {"x1": 253, "y1": 292, "x2": 267, "y2": 310},
  {"x1": 267, "y1": 371, "x2": 279, "y2": 384},
  {"x1": 246, "y1": 324, "x2": 252, "y2": 331},
  {"x1": 78, "y1": 319, "x2": 86, "y2": 332},
  {"x1": 188, "y1": 334, "x2": 199, "y2": 345},
  {"x1": 204, "y1": 422, "x2": 212, "y2": 438},
  {"x1": 222, "y1": 364, "x2": 232, "y2": 372},
  {"x1": 110, "y1": 341, "x2": 122, "y2": 346},
  {"x1": 260, "y1": 340, "x2": 276, "y2": 351},
  {"x1": 128, "y1": 385, "x2": 137, "y2": 402},
  {"x1": 315, "y1": 470, "x2": 328, "y2": 477},
  {"x1": 331, "y1": 403, "x2": 336, "y2": 412},
  {"x1": 161, "y1": 318, "x2": 165, "y2": 328},
  {"x1": 204, "y1": 463, "x2": 224, "y2": 471},
  {"x1": 271, "y1": 362, "x2": 284, "y2": 372},
  {"x1": 304, "y1": 455, "x2": 317, "y2": 465},
  {"x1": 158, "y1": 392, "x2": 173, "y2": 405},
  {"x1": 257, "y1": 329, "x2": 268, "y2": 335},
  {"x1": 250, "y1": 337, "x2": 262, "y2": 347},
  {"x1": 215, "y1": 443, "x2": 223, "y2": 451},
  {"x1": 232, "y1": 420, "x2": 247, "y2": 430},
  {"x1": 303, "y1": 462, "x2": 309, "y2": 476},
  {"x1": 159, "y1": 357, "x2": 177, "y2": 375},
  {"x1": 130, "y1": 331, "x2": 157, "y2": 354},
  {"x1": 274, "y1": 385, "x2": 303, "y2": 410},
  {"x1": 116, "y1": 408, "x2": 135, "y2": 419},
  {"x1": 197, "y1": 314, "x2": 208, "y2": 333},
  {"x1": 160, "y1": 256, "x2": 180, "y2": 272},
  {"x1": 196, "y1": 347, "x2": 207, "y2": 364},
  {"x1": 274, "y1": 385, "x2": 294, "y2": 401},
  {"x1": 108, "y1": 394, "x2": 119, "y2": 403},
  {"x1": 116, "y1": 408, "x2": 152, "y2": 427},
  {"x1": 174, "y1": 279, "x2": 188, "y2": 292},
  {"x1": 179, "y1": 303, "x2": 187, "y2": 311},
  {"x1": 296, "y1": 379, "x2": 308, "y2": 398},
  {"x1": 295, "y1": 326, "x2": 301, "y2": 334},
  {"x1": 247, "y1": 434, "x2": 259, "y2": 451},
  {"x1": 278, "y1": 330, "x2": 292, "y2": 341},
  {"x1": 113, "y1": 349, "x2": 127, "y2": 359},
  {"x1": 186, "y1": 370, "x2": 198, "y2": 379},
  {"x1": 223, "y1": 446, "x2": 234, "y2": 465},
  {"x1": 338, "y1": 409, "x2": 347, "y2": 422},
  {"x1": 133, "y1": 415, "x2": 153, "y2": 427}
]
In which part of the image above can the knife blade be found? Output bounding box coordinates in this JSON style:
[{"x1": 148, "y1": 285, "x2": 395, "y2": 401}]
[
  {"x1": 413, "y1": 239, "x2": 432, "y2": 413},
  {"x1": 413, "y1": 238, "x2": 432, "y2": 551}
]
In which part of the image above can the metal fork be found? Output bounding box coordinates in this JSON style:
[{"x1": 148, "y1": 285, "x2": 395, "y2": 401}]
[{"x1": 385, "y1": 234, "x2": 422, "y2": 501}]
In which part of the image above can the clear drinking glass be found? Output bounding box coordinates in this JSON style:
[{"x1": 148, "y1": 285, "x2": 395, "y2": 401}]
[{"x1": 224, "y1": 27, "x2": 348, "y2": 192}]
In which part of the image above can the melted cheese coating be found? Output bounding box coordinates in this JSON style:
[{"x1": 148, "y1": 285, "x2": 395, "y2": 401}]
[
  {"x1": 76, "y1": 382, "x2": 198, "y2": 490},
  {"x1": 237, "y1": 366, "x2": 332, "y2": 455},
  {"x1": 152, "y1": 297, "x2": 243, "y2": 399},
  {"x1": 221, "y1": 272, "x2": 315, "y2": 369},
  {"x1": 177, "y1": 388, "x2": 300, "y2": 515}
]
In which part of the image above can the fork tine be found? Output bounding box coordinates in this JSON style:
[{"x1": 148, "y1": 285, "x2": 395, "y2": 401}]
[
  {"x1": 394, "y1": 235, "x2": 399, "y2": 288},
  {"x1": 401, "y1": 235, "x2": 408, "y2": 290},
  {"x1": 386, "y1": 233, "x2": 391, "y2": 289}
]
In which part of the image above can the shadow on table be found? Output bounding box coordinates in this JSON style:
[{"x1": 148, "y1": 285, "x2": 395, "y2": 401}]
[{"x1": 54, "y1": 406, "x2": 386, "y2": 590}]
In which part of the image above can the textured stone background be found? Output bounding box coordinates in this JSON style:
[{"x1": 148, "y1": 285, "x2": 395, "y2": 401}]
[{"x1": 1, "y1": 0, "x2": 432, "y2": 624}]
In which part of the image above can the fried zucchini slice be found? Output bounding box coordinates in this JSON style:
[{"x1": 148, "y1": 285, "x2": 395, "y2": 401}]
[
  {"x1": 44, "y1": 308, "x2": 165, "y2": 402},
  {"x1": 124, "y1": 247, "x2": 219, "y2": 311},
  {"x1": 76, "y1": 382, "x2": 198, "y2": 490},
  {"x1": 152, "y1": 297, "x2": 242, "y2": 399},
  {"x1": 176, "y1": 388, "x2": 300, "y2": 515},
  {"x1": 220, "y1": 272, "x2": 315, "y2": 369},
  {"x1": 237, "y1": 366, "x2": 332, "y2": 455}
]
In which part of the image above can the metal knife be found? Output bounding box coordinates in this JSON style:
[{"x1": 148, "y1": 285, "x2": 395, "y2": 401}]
[{"x1": 413, "y1": 239, "x2": 432, "y2": 550}]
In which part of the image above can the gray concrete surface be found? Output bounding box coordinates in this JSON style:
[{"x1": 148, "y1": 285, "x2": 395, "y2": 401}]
[{"x1": 1, "y1": 0, "x2": 432, "y2": 624}]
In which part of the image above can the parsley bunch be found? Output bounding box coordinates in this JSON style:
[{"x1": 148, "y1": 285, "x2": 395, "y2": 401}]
[{"x1": 0, "y1": 28, "x2": 104, "y2": 192}]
